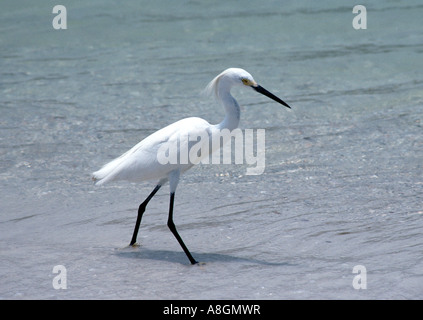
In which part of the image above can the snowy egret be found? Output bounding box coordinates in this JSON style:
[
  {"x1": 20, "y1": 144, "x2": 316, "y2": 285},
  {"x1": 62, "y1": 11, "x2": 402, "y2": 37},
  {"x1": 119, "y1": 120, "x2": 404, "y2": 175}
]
[{"x1": 92, "y1": 68, "x2": 291, "y2": 264}]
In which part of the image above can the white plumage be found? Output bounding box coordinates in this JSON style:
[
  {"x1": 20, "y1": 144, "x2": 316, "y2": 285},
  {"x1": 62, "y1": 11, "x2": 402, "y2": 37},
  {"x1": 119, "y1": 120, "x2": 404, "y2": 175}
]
[{"x1": 92, "y1": 68, "x2": 291, "y2": 264}]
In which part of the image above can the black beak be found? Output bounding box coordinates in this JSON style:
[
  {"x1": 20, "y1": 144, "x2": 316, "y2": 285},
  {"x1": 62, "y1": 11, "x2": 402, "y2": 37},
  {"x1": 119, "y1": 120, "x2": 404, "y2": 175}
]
[{"x1": 253, "y1": 85, "x2": 291, "y2": 109}]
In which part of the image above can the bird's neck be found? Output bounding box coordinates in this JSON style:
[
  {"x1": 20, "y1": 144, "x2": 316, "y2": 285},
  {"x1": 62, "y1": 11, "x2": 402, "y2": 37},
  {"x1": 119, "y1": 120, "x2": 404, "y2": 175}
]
[{"x1": 216, "y1": 90, "x2": 240, "y2": 131}]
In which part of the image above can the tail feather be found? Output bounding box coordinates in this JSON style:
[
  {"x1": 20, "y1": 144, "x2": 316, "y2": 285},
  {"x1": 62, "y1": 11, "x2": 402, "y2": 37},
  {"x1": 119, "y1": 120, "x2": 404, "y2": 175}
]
[{"x1": 92, "y1": 149, "x2": 131, "y2": 185}]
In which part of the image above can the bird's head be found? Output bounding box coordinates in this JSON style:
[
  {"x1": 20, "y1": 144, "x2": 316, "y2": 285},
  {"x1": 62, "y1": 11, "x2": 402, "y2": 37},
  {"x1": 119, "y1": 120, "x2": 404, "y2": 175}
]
[{"x1": 205, "y1": 68, "x2": 291, "y2": 109}]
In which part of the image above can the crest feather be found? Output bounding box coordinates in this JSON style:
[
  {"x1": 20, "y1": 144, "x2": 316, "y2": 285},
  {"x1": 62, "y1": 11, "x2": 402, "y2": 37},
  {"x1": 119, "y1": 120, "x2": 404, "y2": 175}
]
[{"x1": 203, "y1": 71, "x2": 224, "y2": 99}]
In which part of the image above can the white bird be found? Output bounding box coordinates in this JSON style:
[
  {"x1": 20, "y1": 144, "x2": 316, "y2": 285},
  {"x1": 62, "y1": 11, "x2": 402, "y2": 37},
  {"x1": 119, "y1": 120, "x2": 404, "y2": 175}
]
[{"x1": 92, "y1": 68, "x2": 291, "y2": 264}]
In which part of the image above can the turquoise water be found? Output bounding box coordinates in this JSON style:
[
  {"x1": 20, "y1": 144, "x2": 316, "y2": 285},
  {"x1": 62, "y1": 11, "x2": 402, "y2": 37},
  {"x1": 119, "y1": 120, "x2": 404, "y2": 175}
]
[{"x1": 1, "y1": 0, "x2": 422, "y2": 299}]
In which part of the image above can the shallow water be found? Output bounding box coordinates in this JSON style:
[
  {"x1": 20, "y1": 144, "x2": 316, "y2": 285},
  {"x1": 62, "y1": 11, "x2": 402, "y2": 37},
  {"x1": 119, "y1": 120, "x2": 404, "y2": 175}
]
[{"x1": 1, "y1": 0, "x2": 423, "y2": 299}]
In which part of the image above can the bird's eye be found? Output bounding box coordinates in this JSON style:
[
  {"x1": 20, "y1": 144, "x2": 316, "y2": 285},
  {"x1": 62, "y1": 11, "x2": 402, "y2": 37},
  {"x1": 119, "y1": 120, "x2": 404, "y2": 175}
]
[{"x1": 241, "y1": 78, "x2": 250, "y2": 85}]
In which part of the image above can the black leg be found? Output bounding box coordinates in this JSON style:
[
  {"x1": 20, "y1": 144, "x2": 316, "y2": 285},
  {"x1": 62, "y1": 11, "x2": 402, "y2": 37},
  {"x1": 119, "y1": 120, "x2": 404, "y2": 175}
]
[
  {"x1": 129, "y1": 184, "x2": 161, "y2": 246},
  {"x1": 167, "y1": 192, "x2": 198, "y2": 265}
]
